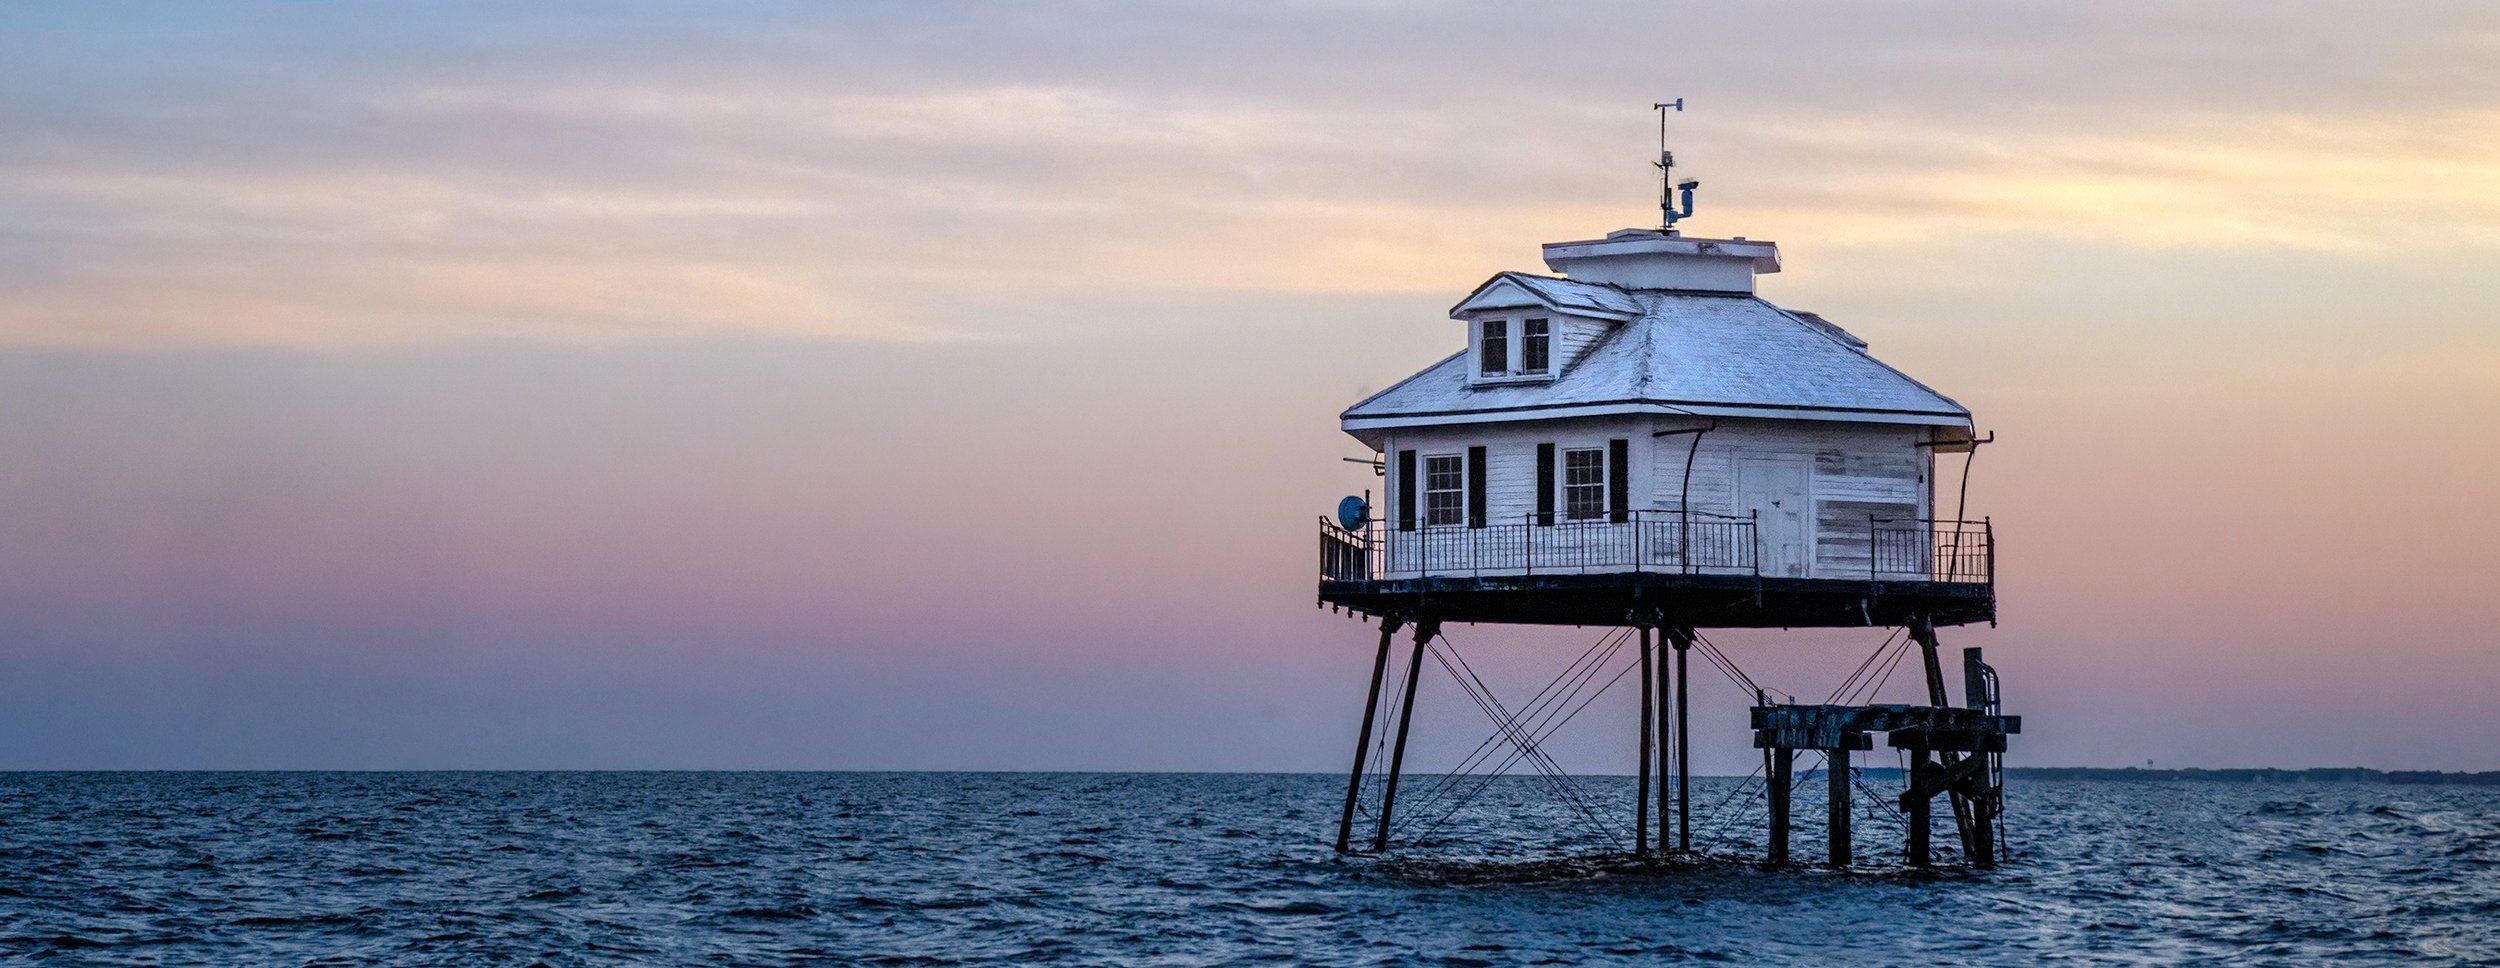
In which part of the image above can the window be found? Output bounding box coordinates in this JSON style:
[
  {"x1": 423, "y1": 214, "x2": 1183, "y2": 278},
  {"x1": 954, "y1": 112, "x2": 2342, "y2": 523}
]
[
  {"x1": 1424, "y1": 454, "x2": 1465, "y2": 527},
  {"x1": 1478, "y1": 319, "x2": 1508, "y2": 376},
  {"x1": 1564, "y1": 448, "x2": 1605, "y2": 520},
  {"x1": 1521, "y1": 318, "x2": 1549, "y2": 373}
]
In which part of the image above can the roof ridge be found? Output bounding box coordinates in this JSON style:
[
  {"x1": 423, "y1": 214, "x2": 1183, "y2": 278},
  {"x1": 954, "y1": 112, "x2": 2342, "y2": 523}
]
[{"x1": 1629, "y1": 293, "x2": 1662, "y2": 398}]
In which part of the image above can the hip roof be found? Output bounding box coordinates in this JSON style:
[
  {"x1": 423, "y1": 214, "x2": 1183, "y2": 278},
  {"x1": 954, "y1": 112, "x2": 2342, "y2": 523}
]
[{"x1": 1343, "y1": 283, "x2": 1971, "y2": 431}]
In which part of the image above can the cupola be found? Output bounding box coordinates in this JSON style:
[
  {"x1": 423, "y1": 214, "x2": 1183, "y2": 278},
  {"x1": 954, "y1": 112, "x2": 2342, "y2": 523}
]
[{"x1": 1540, "y1": 229, "x2": 1780, "y2": 293}]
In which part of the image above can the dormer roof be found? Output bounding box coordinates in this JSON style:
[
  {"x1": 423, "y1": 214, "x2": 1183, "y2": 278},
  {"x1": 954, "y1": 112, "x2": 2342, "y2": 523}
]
[
  {"x1": 1449, "y1": 272, "x2": 1644, "y2": 321},
  {"x1": 1344, "y1": 288, "x2": 1969, "y2": 433}
]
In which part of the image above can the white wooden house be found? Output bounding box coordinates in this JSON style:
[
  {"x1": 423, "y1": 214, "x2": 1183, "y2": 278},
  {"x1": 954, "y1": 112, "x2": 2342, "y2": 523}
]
[
  {"x1": 1332, "y1": 229, "x2": 1983, "y2": 586},
  {"x1": 1319, "y1": 227, "x2": 2014, "y2": 864}
]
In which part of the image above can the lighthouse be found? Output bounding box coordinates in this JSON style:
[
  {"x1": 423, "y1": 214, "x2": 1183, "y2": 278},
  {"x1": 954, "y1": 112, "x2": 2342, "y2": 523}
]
[{"x1": 1317, "y1": 129, "x2": 2018, "y2": 868}]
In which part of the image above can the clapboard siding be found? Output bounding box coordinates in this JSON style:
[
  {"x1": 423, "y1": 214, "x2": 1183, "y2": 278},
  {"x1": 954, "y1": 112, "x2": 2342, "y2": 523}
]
[
  {"x1": 1381, "y1": 416, "x2": 1931, "y2": 579},
  {"x1": 1385, "y1": 416, "x2": 1649, "y2": 526},
  {"x1": 1816, "y1": 499, "x2": 1920, "y2": 575},
  {"x1": 1649, "y1": 418, "x2": 1931, "y2": 579},
  {"x1": 1553, "y1": 317, "x2": 1616, "y2": 372}
]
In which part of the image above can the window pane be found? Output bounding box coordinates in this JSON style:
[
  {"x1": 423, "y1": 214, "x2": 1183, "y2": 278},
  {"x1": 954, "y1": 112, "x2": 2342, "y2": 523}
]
[
  {"x1": 1478, "y1": 319, "x2": 1508, "y2": 375},
  {"x1": 1425, "y1": 455, "x2": 1465, "y2": 527},
  {"x1": 1564, "y1": 448, "x2": 1605, "y2": 520},
  {"x1": 1521, "y1": 318, "x2": 1549, "y2": 373}
]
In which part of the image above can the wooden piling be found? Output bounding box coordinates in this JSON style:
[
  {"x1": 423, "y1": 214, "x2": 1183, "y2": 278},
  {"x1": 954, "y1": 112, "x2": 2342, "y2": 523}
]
[
  {"x1": 1905, "y1": 748, "x2": 1932, "y2": 867},
  {"x1": 1336, "y1": 616, "x2": 1403, "y2": 854},
  {"x1": 1767, "y1": 747, "x2": 1792, "y2": 865},
  {"x1": 1909, "y1": 620, "x2": 1980, "y2": 859},
  {"x1": 1965, "y1": 646, "x2": 2001, "y2": 870},
  {"x1": 1827, "y1": 748, "x2": 1852, "y2": 868}
]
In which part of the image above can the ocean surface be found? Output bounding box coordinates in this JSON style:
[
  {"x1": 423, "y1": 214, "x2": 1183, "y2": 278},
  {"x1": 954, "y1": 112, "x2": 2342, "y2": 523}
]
[{"x1": 2, "y1": 772, "x2": 2495, "y2": 965}]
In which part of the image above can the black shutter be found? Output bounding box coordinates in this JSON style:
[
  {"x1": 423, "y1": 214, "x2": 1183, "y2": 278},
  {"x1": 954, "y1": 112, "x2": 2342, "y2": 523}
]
[
  {"x1": 1535, "y1": 443, "x2": 1555, "y2": 526},
  {"x1": 1608, "y1": 438, "x2": 1630, "y2": 523},
  {"x1": 1395, "y1": 449, "x2": 1417, "y2": 532},
  {"x1": 1466, "y1": 446, "x2": 1487, "y2": 529}
]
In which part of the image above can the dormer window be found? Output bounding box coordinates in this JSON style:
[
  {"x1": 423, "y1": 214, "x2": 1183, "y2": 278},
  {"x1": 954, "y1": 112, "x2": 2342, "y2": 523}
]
[
  {"x1": 1473, "y1": 315, "x2": 1557, "y2": 383},
  {"x1": 1478, "y1": 319, "x2": 1508, "y2": 376}
]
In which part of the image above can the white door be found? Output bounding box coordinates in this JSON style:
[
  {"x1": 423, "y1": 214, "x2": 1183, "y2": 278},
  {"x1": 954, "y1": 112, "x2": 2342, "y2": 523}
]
[{"x1": 1735, "y1": 457, "x2": 1811, "y2": 577}]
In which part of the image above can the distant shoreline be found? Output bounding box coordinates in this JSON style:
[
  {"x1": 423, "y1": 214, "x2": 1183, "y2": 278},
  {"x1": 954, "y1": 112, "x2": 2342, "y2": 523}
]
[{"x1": 2009, "y1": 767, "x2": 2500, "y2": 785}]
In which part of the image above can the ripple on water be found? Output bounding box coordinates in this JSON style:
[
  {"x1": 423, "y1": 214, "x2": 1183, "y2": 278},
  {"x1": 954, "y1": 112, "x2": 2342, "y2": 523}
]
[{"x1": 0, "y1": 773, "x2": 2495, "y2": 965}]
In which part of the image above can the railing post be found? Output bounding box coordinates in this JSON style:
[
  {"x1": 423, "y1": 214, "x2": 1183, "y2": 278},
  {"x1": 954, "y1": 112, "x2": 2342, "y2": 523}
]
[
  {"x1": 1750, "y1": 509, "x2": 1761, "y2": 578},
  {"x1": 1984, "y1": 516, "x2": 1994, "y2": 587},
  {"x1": 1869, "y1": 513, "x2": 1879, "y2": 581},
  {"x1": 1679, "y1": 506, "x2": 1692, "y2": 574}
]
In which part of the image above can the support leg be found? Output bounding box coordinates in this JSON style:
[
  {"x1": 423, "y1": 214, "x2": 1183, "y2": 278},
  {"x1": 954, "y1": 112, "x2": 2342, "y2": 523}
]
[
  {"x1": 1335, "y1": 616, "x2": 1404, "y2": 854},
  {"x1": 1827, "y1": 747, "x2": 1852, "y2": 868},
  {"x1": 1767, "y1": 747, "x2": 1792, "y2": 866},
  {"x1": 1968, "y1": 771, "x2": 1998, "y2": 869},
  {"x1": 1905, "y1": 748, "x2": 1933, "y2": 868},
  {"x1": 1909, "y1": 619, "x2": 1980, "y2": 859},
  {"x1": 1372, "y1": 619, "x2": 1435, "y2": 852},
  {"x1": 1673, "y1": 629, "x2": 1693, "y2": 852},
  {"x1": 1635, "y1": 625, "x2": 1653, "y2": 856},
  {"x1": 1655, "y1": 627, "x2": 1672, "y2": 855}
]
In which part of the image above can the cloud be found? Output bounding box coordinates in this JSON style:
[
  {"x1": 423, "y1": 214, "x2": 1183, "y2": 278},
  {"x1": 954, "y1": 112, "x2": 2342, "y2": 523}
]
[{"x1": 4, "y1": 2, "x2": 2500, "y2": 347}]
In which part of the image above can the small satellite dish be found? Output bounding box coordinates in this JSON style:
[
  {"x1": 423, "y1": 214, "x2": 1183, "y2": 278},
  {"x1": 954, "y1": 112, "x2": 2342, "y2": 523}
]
[{"x1": 1336, "y1": 495, "x2": 1370, "y2": 530}]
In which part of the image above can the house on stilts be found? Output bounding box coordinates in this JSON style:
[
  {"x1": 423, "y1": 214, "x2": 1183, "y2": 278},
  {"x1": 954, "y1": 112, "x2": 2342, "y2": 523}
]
[{"x1": 1318, "y1": 147, "x2": 2020, "y2": 869}]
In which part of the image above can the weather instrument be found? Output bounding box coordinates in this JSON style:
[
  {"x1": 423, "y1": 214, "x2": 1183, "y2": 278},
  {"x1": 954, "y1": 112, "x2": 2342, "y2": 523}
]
[{"x1": 1653, "y1": 99, "x2": 1700, "y2": 231}]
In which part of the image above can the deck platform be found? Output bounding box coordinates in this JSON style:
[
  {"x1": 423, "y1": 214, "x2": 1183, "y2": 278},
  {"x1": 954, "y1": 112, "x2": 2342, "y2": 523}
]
[{"x1": 1318, "y1": 571, "x2": 1994, "y2": 628}]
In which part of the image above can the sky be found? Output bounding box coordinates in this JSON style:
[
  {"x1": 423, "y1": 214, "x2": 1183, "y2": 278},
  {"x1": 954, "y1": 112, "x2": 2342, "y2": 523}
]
[{"x1": 2, "y1": 1, "x2": 2497, "y2": 772}]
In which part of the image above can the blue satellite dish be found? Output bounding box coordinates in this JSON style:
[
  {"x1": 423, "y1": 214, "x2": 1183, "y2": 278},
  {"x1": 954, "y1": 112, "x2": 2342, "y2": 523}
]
[{"x1": 1336, "y1": 495, "x2": 1370, "y2": 530}]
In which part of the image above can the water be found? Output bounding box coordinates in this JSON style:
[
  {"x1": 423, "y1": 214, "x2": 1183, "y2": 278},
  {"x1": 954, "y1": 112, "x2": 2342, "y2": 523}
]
[{"x1": 2, "y1": 772, "x2": 2495, "y2": 965}]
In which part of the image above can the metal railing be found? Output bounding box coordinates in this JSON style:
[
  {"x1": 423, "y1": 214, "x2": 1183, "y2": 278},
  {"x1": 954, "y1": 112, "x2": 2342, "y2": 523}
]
[
  {"x1": 1319, "y1": 509, "x2": 1760, "y2": 581},
  {"x1": 1320, "y1": 512, "x2": 1993, "y2": 585},
  {"x1": 1869, "y1": 517, "x2": 1993, "y2": 584}
]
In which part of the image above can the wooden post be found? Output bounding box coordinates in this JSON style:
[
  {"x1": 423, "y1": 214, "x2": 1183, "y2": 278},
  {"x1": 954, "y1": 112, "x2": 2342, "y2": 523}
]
[
  {"x1": 1767, "y1": 747, "x2": 1792, "y2": 865},
  {"x1": 1909, "y1": 620, "x2": 1980, "y2": 859},
  {"x1": 1677, "y1": 633, "x2": 1693, "y2": 852},
  {"x1": 1635, "y1": 625, "x2": 1653, "y2": 856},
  {"x1": 1336, "y1": 616, "x2": 1403, "y2": 854},
  {"x1": 1905, "y1": 748, "x2": 1932, "y2": 867},
  {"x1": 1372, "y1": 619, "x2": 1435, "y2": 852},
  {"x1": 1969, "y1": 769, "x2": 1998, "y2": 869},
  {"x1": 1827, "y1": 748, "x2": 1852, "y2": 868},
  {"x1": 1965, "y1": 646, "x2": 2001, "y2": 870}
]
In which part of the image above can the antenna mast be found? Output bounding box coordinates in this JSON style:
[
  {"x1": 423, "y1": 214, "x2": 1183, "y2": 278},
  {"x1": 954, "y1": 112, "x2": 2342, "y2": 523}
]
[{"x1": 1652, "y1": 99, "x2": 1698, "y2": 233}]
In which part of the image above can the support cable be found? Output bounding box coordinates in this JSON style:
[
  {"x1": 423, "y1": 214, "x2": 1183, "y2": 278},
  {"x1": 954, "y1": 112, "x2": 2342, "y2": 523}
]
[
  {"x1": 1401, "y1": 651, "x2": 1632, "y2": 842},
  {"x1": 1393, "y1": 628, "x2": 1628, "y2": 825},
  {"x1": 1421, "y1": 637, "x2": 1624, "y2": 851},
  {"x1": 1433, "y1": 638, "x2": 1623, "y2": 847},
  {"x1": 1691, "y1": 761, "x2": 1767, "y2": 848},
  {"x1": 1405, "y1": 638, "x2": 1648, "y2": 846},
  {"x1": 1690, "y1": 632, "x2": 1774, "y2": 702},
  {"x1": 1826, "y1": 629, "x2": 1908, "y2": 705},
  {"x1": 1391, "y1": 629, "x2": 1627, "y2": 834},
  {"x1": 1858, "y1": 637, "x2": 1915, "y2": 705}
]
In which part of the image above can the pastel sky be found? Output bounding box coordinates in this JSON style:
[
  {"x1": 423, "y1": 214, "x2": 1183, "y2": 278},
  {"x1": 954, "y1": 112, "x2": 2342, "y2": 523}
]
[{"x1": 4, "y1": 1, "x2": 2497, "y2": 771}]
